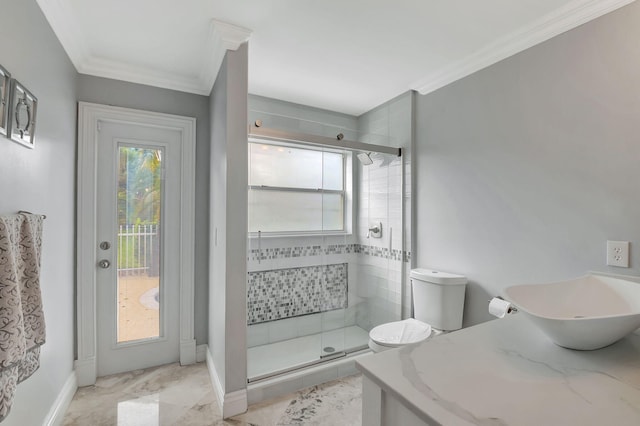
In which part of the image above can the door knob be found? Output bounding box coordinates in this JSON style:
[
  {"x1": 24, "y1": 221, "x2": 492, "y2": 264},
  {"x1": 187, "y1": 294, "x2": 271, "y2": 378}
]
[
  {"x1": 98, "y1": 259, "x2": 111, "y2": 269},
  {"x1": 99, "y1": 241, "x2": 111, "y2": 250}
]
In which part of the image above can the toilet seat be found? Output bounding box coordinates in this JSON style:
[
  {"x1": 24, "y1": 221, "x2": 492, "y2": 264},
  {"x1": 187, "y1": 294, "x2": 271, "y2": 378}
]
[{"x1": 369, "y1": 318, "x2": 432, "y2": 349}]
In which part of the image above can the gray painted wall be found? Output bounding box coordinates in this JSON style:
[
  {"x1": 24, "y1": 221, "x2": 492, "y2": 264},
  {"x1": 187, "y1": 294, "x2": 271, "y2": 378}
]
[
  {"x1": 0, "y1": 1, "x2": 77, "y2": 424},
  {"x1": 77, "y1": 75, "x2": 210, "y2": 344},
  {"x1": 209, "y1": 44, "x2": 249, "y2": 399},
  {"x1": 415, "y1": 2, "x2": 640, "y2": 327},
  {"x1": 210, "y1": 54, "x2": 228, "y2": 390}
]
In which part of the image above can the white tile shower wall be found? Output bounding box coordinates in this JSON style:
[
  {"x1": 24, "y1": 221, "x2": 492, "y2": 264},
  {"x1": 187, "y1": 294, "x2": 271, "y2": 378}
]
[
  {"x1": 247, "y1": 309, "x2": 362, "y2": 348},
  {"x1": 296, "y1": 313, "x2": 323, "y2": 336},
  {"x1": 247, "y1": 315, "x2": 318, "y2": 348},
  {"x1": 268, "y1": 317, "x2": 299, "y2": 343},
  {"x1": 357, "y1": 91, "x2": 414, "y2": 320},
  {"x1": 355, "y1": 258, "x2": 403, "y2": 330},
  {"x1": 245, "y1": 236, "x2": 409, "y2": 344},
  {"x1": 356, "y1": 156, "x2": 404, "y2": 331},
  {"x1": 246, "y1": 235, "x2": 363, "y2": 347}
]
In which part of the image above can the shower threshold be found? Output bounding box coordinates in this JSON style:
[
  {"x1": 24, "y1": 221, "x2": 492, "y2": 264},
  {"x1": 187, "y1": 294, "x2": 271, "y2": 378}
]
[{"x1": 247, "y1": 325, "x2": 369, "y2": 383}]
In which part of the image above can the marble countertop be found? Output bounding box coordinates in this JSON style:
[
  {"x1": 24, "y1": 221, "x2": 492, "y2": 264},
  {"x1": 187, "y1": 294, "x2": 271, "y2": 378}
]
[{"x1": 356, "y1": 314, "x2": 640, "y2": 426}]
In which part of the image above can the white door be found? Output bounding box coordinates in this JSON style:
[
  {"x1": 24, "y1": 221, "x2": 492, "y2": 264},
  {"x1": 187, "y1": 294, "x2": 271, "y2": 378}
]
[{"x1": 95, "y1": 120, "x2": 182, "y2": 376}]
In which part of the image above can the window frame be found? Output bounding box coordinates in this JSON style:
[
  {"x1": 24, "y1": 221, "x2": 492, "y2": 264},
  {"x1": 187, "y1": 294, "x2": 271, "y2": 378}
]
[{"x1": 248, "y1": 139, "x2": 353, "y2": 237}]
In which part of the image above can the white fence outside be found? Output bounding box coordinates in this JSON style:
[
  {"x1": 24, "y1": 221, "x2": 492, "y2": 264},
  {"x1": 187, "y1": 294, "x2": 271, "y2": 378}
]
[{"x1": 117, "y1": 224, "x2": 159, "y2": 276}]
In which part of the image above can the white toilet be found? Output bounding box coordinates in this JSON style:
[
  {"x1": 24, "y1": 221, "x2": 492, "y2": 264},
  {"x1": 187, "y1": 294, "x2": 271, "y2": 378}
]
[{"x1": 368, "y1": 269, "x2": 467, "y2": 352}]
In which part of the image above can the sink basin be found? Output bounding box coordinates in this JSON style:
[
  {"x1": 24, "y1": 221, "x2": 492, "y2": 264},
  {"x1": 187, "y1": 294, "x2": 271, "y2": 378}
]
[{"x1": 504, "y1": 274, "x2": 640, "y2": 350}]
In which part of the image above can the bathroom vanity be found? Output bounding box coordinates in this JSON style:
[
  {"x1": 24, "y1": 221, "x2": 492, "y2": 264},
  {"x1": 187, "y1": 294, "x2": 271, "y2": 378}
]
[{"x1": 356, "y1": 314, "x2": 640, "y2": 425}]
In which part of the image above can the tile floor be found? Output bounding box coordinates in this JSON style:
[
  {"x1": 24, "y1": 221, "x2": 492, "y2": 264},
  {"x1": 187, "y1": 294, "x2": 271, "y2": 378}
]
[{"x1": 63, "y1": 362, "x2": 362, "y2": 425}]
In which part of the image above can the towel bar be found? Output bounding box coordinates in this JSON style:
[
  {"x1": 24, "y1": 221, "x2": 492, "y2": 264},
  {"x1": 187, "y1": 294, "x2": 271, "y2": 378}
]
[{"x1": 18, "y1": 210, "x2": 46, "y2": 219}]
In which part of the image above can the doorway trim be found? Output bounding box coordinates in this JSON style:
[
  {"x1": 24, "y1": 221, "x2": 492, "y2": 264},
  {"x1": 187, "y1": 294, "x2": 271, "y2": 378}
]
[{"x1": 75, "y1": 102, "x2": 196, "y2": 386}]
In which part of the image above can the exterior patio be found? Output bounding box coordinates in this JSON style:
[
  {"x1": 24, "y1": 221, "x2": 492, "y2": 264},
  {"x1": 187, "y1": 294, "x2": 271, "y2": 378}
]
[
  {"x1": 117, "y1": 275, "x2": 159, "y2": 342},
  {"x1": 117, "y1": 224, "x2": 160, "y2": 342}
]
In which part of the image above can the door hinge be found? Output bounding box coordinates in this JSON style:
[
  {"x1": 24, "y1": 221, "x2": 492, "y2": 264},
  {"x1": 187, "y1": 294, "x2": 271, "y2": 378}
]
[{"x1": 97, "y1": 121, "x2": 101, "y2": 132}]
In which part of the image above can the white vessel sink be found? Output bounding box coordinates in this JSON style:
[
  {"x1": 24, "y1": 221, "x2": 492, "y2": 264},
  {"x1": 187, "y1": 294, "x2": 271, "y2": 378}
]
[{"x1": 504, "y1": 274, "x2": 640, "y2": 350}]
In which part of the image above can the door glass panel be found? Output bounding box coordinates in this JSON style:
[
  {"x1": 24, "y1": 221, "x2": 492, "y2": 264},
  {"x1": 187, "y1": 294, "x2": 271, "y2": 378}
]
[{"x1": 116, "y1": 146, "x2": 163, "y2": 343}]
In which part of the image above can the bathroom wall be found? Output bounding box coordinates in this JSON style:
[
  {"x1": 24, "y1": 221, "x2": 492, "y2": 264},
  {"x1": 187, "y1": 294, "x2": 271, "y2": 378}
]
[
  {"x1": 77, "y1": 75, "x2": 210, "y2": 345},
  {"x1": 357, "y1": 92, "x2": 414, "y2": 324},
  {"x1": 415, "y1": 1, "x2": 640, "y2": 327},
  {"x1": 209, "y1": 44, "x2": 249, "y2": 403},
  {"x1": 0, "y1": 0, "x2": 77, "y2": 424}
]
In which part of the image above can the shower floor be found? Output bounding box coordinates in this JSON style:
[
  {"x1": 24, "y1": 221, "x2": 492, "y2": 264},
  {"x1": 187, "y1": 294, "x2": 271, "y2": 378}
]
[{"x1": 247, "y1": 325, "x2": 370, "y2": 382}]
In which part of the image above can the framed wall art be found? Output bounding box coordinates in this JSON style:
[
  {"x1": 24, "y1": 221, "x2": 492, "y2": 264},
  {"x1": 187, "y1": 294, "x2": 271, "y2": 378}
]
[
  {"x1": 9, "y1": 79, "x2": 37, "y2": 148},
  {"x1": 0, "y1": 64, "x2": 10, "y2": 137}
]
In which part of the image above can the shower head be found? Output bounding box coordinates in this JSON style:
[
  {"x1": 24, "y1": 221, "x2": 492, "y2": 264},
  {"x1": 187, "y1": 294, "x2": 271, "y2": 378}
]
[{"x1": 357, "y1": 152, "x2": 373, "y2": 166}]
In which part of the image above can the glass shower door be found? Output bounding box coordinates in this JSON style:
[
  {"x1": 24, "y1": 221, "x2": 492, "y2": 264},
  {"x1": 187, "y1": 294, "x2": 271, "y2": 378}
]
[
  {"x1": 245, "y1": 112, "x2": 404, "y2": 382},
  {"x1": 319, "y1": 146, "x2": 360, "y2": 360}
]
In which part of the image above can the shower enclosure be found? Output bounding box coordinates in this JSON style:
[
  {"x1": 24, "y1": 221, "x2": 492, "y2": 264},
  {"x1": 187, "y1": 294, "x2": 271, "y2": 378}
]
[{"x1": 246, "y1": 114, "x2": 404, "y2": 382}]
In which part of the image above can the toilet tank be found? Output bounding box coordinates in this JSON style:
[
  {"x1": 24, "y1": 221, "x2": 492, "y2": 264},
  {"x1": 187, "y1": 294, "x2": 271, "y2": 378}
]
[{"x1": 410, "y1": 269, "x2": 467, "y2": 331}]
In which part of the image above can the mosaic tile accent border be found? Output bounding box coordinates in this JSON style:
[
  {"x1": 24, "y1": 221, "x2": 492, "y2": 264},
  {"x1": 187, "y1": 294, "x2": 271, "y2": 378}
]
[
  {"x1": 247, "y1": 263, "x2": 348, "y2": 325},
  {"x1": 248, "y1": 243, "x2": 410, "y2": 262},
  {"x1": 248, "y1": 244, "x2": 357, "y2": 261},
  {"x1": 355, "y1": 244, "x2": 411, "y2": 262}
]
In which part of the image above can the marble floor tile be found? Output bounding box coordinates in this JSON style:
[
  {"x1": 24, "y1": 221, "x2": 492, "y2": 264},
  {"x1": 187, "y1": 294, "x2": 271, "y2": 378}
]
[
  {"x1": 63, "y1": 362, "x2": 362, "y2": 425},
  {"x1": 234, "y1": 375, "x2": 362, "y2": 426}
]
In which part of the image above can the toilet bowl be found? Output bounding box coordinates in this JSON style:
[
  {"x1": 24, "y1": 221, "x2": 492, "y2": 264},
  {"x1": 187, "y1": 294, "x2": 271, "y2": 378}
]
[{"x1": 368, "y1": 269, "x2": 467, "y2": 353}]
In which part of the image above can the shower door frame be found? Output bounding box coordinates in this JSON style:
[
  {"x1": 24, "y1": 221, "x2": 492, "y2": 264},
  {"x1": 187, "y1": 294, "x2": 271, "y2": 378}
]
[{"x1": 249, "y1": 125, "x2": 401, "y2": 157}]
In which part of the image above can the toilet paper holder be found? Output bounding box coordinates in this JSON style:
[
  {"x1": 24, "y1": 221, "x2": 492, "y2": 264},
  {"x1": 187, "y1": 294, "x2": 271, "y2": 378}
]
[{"x1": 488, "y1": 296, "x2": 518, "y2": 314}]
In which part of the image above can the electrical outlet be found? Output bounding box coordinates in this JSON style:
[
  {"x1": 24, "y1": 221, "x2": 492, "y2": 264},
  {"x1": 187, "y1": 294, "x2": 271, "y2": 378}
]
[{"x1": 607, "y1": 240, "x2": 630, "y2": 267}]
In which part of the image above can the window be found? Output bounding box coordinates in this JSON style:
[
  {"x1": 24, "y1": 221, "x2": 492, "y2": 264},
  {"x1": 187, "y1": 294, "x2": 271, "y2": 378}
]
[{"x1": 248, "y1": 141, "x2": 346, "y2": 234}]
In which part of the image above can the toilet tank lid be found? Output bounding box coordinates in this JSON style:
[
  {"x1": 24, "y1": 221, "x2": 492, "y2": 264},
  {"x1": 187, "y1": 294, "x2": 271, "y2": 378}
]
[{"x1": 410, "y1": 268, "x2": 467, "y2": 285}]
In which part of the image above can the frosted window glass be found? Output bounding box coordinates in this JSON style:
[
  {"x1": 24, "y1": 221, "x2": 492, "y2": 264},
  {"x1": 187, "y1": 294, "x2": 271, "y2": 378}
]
[
  {"x1": 321, "y1": 193, "x2": 344, "y2": 230},
  {"x1": 322, "y1": 152, "x2": 343, "y2": 190},
  {"x1": 249, "y1": 191, "x2": 343, "y2": 232},
  {"x1": 249, "y1": 142, "x2": 345, "y2": 233},
  {"x1": 250, "y1": 144, "x2": 320, "y2": 188}
]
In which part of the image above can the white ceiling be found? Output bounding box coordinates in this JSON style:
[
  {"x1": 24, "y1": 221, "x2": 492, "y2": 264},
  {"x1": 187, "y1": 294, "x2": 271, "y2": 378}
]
[{"x1": 37, "y1": 0, "x2": 634, "y2": 116}]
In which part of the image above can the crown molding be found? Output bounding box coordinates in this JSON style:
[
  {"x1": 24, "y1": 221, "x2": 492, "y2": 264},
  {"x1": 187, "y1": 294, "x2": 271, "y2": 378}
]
[
  {"x1": 411, "y1": 0, "x2": 637, "y2": 95},
  {"x1": 78, "y1": 56, "x2": 212, "y2": 95},
  {"x1": 212, "y1": 19, "x2": 253, "y2": 50},
  {"x1": 36, "y1": 0, "x2": 251, "y2": 95},
  {"x1": 199, "y1": 20, "x2": 253, "y2": 95}
]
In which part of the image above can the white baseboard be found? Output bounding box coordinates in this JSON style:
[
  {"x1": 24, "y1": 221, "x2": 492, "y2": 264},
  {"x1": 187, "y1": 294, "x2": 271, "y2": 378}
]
[
  {"x1": 205, "y1": 345, "x2": 225, "y2": 412},
  {"x1": 196, "y1": 344, "x2": 207, "y2": 363},
  {"x1": 180, "y1": 339, "x2": 197, "y2": 365},
  {"x1": 43, "y1": 371, "x2": 78, "y2": 426},
  {"x1": 223, "y1": 389, "x2": 248, "y2": 418},
  {"x1": 205, "y1": 345, "x2": 247, "y2": 418},
  {"x1": 74, "y1": 357, "x2": 96, "y2": 387}
]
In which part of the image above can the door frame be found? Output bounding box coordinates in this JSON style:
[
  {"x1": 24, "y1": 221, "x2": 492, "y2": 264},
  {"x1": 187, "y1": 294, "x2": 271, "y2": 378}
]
[{"x1": 75, "y1": 102, "x2": 196, "y2": 386}]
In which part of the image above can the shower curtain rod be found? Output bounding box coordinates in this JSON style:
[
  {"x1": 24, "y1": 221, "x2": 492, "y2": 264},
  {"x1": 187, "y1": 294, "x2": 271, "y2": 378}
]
[{"x1": 248, "y1": 125, "x2": 402, "y2": 157}]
